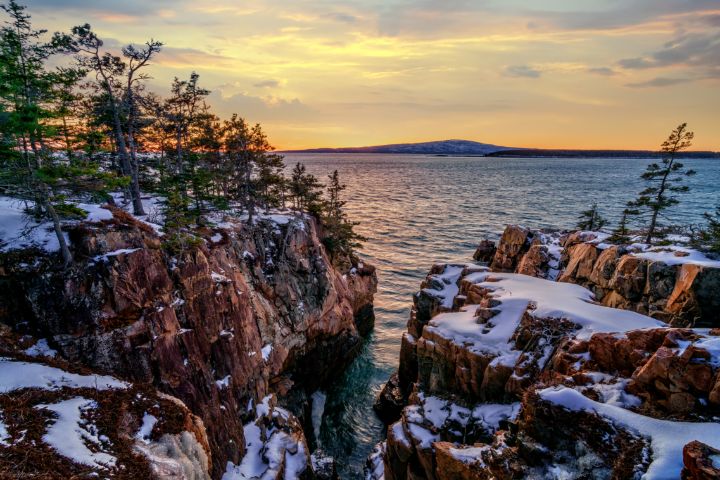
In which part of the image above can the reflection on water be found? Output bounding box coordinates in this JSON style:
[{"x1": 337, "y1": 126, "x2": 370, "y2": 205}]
[{"x1": 284, "y1": 153, "x2": 719, "y2": 479}]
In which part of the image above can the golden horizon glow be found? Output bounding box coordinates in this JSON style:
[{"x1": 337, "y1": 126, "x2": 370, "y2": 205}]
[{"x1": 29, "y1": 0, "x2": 720, "y2": 151}]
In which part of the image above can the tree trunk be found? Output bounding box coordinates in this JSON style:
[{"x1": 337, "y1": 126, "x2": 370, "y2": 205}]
[
  {"x1": 111, "y1": 107, "x2": 145, "y2": 215},
  {"x1": 42, "y1": 196, "x2": 72, "y2": 266}
]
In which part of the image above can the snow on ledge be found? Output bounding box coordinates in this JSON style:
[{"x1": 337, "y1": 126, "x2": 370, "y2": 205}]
[
  {"x1": 0, "y1": 358, "x2": 128, "y2": 392},
  {"x1": 538, "y1": 386, "x2": 720, "y2": 479},
  {"x1": 631, "y1": 245, "x2": 720, "y2": 268}
]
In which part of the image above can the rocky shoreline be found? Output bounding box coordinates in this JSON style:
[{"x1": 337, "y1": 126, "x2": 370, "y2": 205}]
[
  {"x1": 0, "y1": 205, "x2": 377, "y2": 478},
  {"x1": 372, "y1": 226, "x2": 720, "y2": 479}
]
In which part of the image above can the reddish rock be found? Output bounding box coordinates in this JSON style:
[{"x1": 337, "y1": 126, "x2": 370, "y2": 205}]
[
  {"x1": 490, "y1": 226, "x2": 530, "y2": 272},
  {"x1": 516, "y1": 245, "x2": 549, "y2": 278},
  {"x1": 682, "y1": 441, "x2": 720, "y2": 480},
  {"x1": 559, "y1": 243, "x2": 598, "y2": 284},
  {"x1": 473, "y1": 240, "x2": 497, "y2": 264}
]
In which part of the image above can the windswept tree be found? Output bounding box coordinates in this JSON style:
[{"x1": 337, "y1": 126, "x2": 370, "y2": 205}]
[
  {"x1": 626, "y1": 123, "x2": 696, "y2": 244},
  {"x1": 68, "y1": 24, "x2": 162, "y2": 215},
  {"x1": 699, "y1": 207, "x2": 720, "y2": 254},
  {"x1": 576, "y1": 203, "x2": 608, "y2": 231}
]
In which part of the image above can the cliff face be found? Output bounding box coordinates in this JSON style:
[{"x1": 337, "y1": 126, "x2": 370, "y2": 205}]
[
  {"x1": 0, "y1": 207, "x2": 376, "y2": 478},
  {"x1": 373, "y1": 226, "x2": 720, "y2": 480}
]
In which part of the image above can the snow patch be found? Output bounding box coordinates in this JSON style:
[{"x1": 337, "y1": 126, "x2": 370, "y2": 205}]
[
  {"x1": 539, "y1": 386, "x2": 720, "y2": 479},
  {"x1": 37, "y1": 397, "x2": 117, "y2": 469},
  {"x1": 0, "y1": 358, "x2": 127, "y2": 392}
]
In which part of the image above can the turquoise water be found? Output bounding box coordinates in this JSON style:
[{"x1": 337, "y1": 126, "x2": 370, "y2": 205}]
[{"x1": 283, "y1": 153, "x2": 720, "y2": 479}]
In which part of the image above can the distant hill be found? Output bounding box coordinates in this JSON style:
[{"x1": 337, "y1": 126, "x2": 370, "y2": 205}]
[
  {"x1": 282, "y1": 139, "x2": 719, "y2": 158},
  {"x1": 282, "y1": 139, "x2": 510, "y2": 155}
]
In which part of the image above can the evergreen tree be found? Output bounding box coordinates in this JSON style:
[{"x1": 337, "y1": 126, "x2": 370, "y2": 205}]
[
  {"x1": 609, "y1": 208, "x2": 632, "y2": 244},
  {"x1": 576, "y1": 203, "x2": 608, "y2": 231},
  {"x1": 289, "y1": 162, "x2": 323, "y2": 213},
  {"x1": 626, "y1": 123, "x2": 696, "y2": 244},
  {"x1": 700, "y1": 207, "x2": 720, "y2": 254},
  {"x1": 320, "y1": 170, "x2": 365, "y2": 259},
  {"x1": 0, "y1": 0, "x2": 118, "y2": 264},
  {"x1": 68, "y1": 24, "x2": 161, "y2": 215}
]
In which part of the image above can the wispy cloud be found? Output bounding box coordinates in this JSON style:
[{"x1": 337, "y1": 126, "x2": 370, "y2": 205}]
[
  {"x1": 503, "y1": 65, "x2": 541, "y2": 78},
  {"x1": 625, "y1": 77, "x2": 693, "y2": 88}
]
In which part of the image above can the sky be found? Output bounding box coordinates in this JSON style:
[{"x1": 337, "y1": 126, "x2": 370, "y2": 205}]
[{"x1": 24, "y1": 0, "x2": 720, "y2": 150}]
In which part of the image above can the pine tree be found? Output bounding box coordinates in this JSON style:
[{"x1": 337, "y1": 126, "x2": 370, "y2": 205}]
[
  {"x1": 68, "y1": 25, "x2": 161, "y2": 215},
  {"x1": 320, "y1": 170, "x2": 366, "y2": 259},
  {"x1": 0, "y1": 0, "x2": 111, "y2": 264},
  {"x1": 609, "y1": 208, "x2": 632, "y2": 244},
  {"x1": 626, "y1": 123, "x2": 696, "y2": 244},
  {"x1": 576, "y1": 203, "x2": 608, "y2": 231},
  {"x1": 289, "y1": 162, "x2": 323, "y2": 213},
  {"x1": 700, "y1": 207, "x2": 720, "y2": 254}
]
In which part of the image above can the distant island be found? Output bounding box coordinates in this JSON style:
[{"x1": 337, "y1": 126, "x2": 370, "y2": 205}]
[{"x1": 283, "y1": 139, "x2": 720, "y2": 158}]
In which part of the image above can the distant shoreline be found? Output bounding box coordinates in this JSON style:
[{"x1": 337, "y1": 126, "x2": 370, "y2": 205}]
[{"x1": 281, "y1": 150, "x2": 720, "y2": 159}]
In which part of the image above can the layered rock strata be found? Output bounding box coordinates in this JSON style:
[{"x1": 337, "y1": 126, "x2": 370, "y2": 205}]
[{"x1": 0, "y1": 206, "x2": 376, "y2": 478}]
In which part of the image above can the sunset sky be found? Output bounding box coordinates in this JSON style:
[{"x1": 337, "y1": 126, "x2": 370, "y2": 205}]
[{"x1": 29, "y1": 0, "x2": 720, "y2": 150}]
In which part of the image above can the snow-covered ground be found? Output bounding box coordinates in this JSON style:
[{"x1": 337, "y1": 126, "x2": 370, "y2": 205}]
[{"x1": 540, "y1": 386, "x2": 720, "y2": 479}]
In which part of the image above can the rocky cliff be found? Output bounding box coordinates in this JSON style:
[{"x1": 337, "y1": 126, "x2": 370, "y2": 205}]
[
  {"x1": 372, "y1": 226, "x2": 720, "y2": 480},
  {"x1": 0, "y1": 205, "x2": 377, "y2": 478}
]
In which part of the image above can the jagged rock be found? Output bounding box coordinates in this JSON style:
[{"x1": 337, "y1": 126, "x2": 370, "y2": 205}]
[
  {"x1": 516, "y1": 244, "x2": 549, "y2": 278},
  {"x1": 490, "y1": 226, "x2": 529, "y2": 272},
  {"x1": 667, "y1": 264, "x2": 720, "y2": 327},
  {"x1": 559, "y1": 242, "x2": 598, "y2": 284},
  {"x1": 683, "y1": 441, "x2": 720, "y2": 480},
  {"x1": 473, "y1": 240, "x2": 497, "y2": 263},
  {"x1": 375, "y1": 372, "x2": 406, "y2": 424}
]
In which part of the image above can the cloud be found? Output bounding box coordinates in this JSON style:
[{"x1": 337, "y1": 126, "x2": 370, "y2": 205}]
[
  {"x1": 209, "y1": 90, "x2": 315, "y2": 123},
  {"x1": 625, "y1": 77, "x2": 693, "y2": 88},
  {"x1": 618, "y1": 31, "x2": 720, "y2": 73},
  {"x1": 503, "y1": 65, "x2": 541, "y2": 78},
  {"x1": 254, "y1": 80, "x2": 281, "y2": 88},
  {"x1": 587, "y1": 67, "x2": 617, "y2": 76}
]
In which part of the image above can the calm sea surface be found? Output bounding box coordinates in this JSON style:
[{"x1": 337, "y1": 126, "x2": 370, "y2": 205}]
[{"x1": 283, "y1": 153, "x2": 719, "y2": 479}]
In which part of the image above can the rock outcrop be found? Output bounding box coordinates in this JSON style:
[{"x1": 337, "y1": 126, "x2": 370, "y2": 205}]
[
  {"x1": 487, "y1": 225, "x2": 720, "y2": 326},
  {"x1": 372, "y1": 226, "x2": 720, "y2": 479},
  {"x1": 0, "y1": 207, "x2": 377, "y2": 478}
]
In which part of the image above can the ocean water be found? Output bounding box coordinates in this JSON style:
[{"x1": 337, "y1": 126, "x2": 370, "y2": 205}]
[{"x1": 283, "y1": 153, "x2": 720, "y2": 479}]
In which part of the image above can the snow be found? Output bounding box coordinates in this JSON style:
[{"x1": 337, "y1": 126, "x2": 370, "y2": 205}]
[
  {"x1": 210, "y1": 233, "x2": 223, "y2": 242},
  {"x1": 211, "y1": 271, "x2": 231, "y2": 283},
  {"x1": 0, "y1": 197, "x2": 119, "y2": 253},
  {"x1": 223, "y1": 403, "x2": 309, "y2": 480},
  {"x1": 92, "y1": 248, "x2": 140, "y2": 263},
  {"x1": 311, "y1": 391, "x2": 326, "y2": 443},
  {"x1": 471, "y1": 402, "x2": 522, "y2": 431},
  {"x1": 37, "y1": 397, "x2": 117, "y2": 469},
  {"x1": 449, "y1": 445, "x2": 489, "y2": 465},
  {"x1": 421, "y1": 265, "x2": 465, "y2": 309},
  {"x1": 0, "y1": 358, "x2": 128, "y2": 392},
  {"x1": 216, "y1": 375, "x2": 231, "y2": 389},
  {"x1": 0, "y1": 414, "x2": 9, "y2": 446},
  {"x1": 23, "y1": 338, "x2": 57, "y2": 358},
  {"x1": 539, "y1": 386, "x2": 720, "y2": 479},
  {"x1": 632, "y1": 245, "x2": 720, "y2": 268},
  {"x1": 261, "y1": 344, "x2": 273, "y2": 361},
  {"x1": 463, "y1": 271, "x2": 663, "y2": 342},
  {"x1": 136, "y1": 413, "x2": 158, "y2": 444}
]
